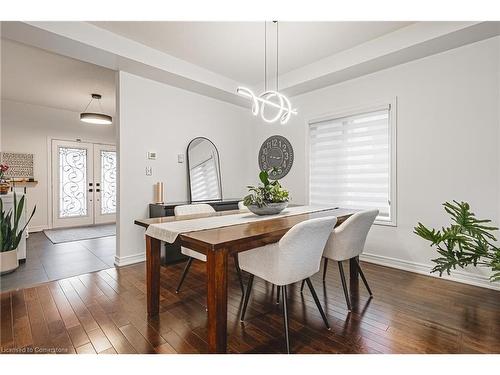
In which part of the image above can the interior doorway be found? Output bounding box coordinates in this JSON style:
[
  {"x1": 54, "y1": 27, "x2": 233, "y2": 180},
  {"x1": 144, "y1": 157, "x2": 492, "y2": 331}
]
[{"x1": 51, "y1": 139, "x2": 116, "y2": 229}]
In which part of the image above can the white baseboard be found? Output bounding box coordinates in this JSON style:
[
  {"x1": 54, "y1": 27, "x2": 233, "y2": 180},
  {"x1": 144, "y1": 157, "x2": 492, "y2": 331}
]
[
  {"x1": 360, "y1": 252, "x2": 500, "y2": 291},
  {"x1": 111, "y1": 249, "x2": 500, "y2": 290},
  {"x1": 114, "y1": 252, "x2": 146, "y2": 267},
  {"x1": 28, "y1": 225, "x2": 48, "y2": 233}
]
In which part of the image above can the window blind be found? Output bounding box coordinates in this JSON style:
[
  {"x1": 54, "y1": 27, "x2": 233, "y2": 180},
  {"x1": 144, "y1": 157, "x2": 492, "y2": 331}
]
[{"x1": 309, "y1": 108, "x2": 391, "y2": 221}]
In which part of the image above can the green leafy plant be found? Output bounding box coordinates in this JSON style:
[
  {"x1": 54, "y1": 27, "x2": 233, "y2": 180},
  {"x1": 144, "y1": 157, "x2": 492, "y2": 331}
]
[
  {"x1": 414, "y1": 200, "x2": 500, "y2": 282},
  {"x1": 243, "y1": 169, "x2": 290, "y2": 208},
  {"x1": 1, "y1": 193, "x2": 36, "y2": 252}
]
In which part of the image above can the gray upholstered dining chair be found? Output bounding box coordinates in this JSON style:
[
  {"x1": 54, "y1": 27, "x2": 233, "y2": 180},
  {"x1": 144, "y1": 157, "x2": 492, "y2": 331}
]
[
  {"x1": 174, "y1": 203, "x2": 245, "y2": 294},
  {"x1": 301, "y1": 209, "x2": 378, "y2": 311},
  {"x1": 238, "y1": 216, "x2": 338, "y2": 353},
  {"x1": 238, "y1": 201, "x2": 249, "y2": 211}
]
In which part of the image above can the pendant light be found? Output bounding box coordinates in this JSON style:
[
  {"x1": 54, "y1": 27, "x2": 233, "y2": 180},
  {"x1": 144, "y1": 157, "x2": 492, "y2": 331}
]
[
  {"x1": 237, "y1": 21, "x2": 297, "y2": 125},
  {"x1": 80, "y1": 93, "x2": 113, "y2": 125}
]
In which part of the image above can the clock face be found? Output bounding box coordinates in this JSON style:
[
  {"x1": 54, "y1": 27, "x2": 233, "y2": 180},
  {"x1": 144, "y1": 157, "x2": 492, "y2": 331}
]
[{"x1": 258, "y1": 135, "x2": 294, "y2": 180}]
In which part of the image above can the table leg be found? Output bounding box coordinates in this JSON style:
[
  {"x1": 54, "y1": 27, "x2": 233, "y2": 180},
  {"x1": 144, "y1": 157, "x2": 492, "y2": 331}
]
[
  {"x1": 349, "y1": 256, "x2": 360, "y2": 293},
  {"x1": 206, "y1": 248, "x2": 229, "y2": 353},
  {"x1": 146, "y1": 235, "x2": 161, "y2": 316}
]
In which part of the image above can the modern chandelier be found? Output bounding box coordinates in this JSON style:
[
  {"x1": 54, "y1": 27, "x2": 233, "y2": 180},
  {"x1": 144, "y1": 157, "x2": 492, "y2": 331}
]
[
  {"x1": 237, "y1": 21, "x2": 297, "y2": 124},
  {"x1": 80, "y1": 93, "x2": 113, "y2": 125}
]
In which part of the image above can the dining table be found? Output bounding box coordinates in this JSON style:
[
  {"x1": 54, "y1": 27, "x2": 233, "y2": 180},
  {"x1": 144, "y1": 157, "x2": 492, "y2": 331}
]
[{"x1": 134, "y1": 206, "x2": 357, "y2": 353}]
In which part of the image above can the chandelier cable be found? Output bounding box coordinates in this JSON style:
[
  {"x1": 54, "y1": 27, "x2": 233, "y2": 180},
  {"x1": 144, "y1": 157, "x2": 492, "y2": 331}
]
[
  {"x1": 264, "y1": 21, "x2": 267, "y2": 92},
  {"x1": 83, "y1": 97, "x2": 93, "y2": 113},
  {"x1": 276, "y1": 21, "x2": 279, "y2": 91}
]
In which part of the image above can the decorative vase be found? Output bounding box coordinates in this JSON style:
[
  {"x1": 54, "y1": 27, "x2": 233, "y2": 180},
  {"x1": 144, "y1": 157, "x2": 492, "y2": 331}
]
[
  {"x1": 247, "y1": 201, "x2": 288, "y2": 216},
  {"x1": 0, "y1": 181, "x2": 10, "y2": 195},
  {"x1": 0, "y1": 248, "x2": 19, "y2": 274}
]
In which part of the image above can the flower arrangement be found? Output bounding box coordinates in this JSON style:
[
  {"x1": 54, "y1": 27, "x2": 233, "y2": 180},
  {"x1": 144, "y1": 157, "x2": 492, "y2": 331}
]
[
  {"x1": 0, "y1": 164, "x2": 9, "y2": 181},
  {"x1": 0, "y1": 164, "x2": 10, "y2": 195}
]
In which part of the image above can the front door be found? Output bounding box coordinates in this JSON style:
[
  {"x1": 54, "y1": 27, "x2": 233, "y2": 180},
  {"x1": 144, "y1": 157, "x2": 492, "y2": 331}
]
[
  {"x1": 52, "y1": 140, "x2": 116, "y2": 228},
  {"x1": 93, "y1": 144, "x2": 117, "y2": 224}
]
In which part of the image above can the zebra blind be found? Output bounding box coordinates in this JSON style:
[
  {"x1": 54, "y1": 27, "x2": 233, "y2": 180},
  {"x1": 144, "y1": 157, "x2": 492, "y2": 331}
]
[{"x1": 309, "y1": 107, "x2": 392, "y2": 222}]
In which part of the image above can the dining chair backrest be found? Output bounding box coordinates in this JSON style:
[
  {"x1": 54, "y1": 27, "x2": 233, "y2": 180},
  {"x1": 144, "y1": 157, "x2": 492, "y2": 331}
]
[
  {"x1": 174, "y1": 203, "x2": 215, "y2": 216},
  {"x1": 275, "y1": 216, "x2": 338, "y2": 285},
  {"x1": 238, "y1": 201, "x2": 249, "y2": 211},
  {"x1": 323, "y1": 209, "x2": 378, "y2": 261}
]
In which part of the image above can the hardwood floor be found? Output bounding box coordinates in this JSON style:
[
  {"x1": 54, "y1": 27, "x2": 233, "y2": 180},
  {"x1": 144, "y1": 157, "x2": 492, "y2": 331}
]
[{"x1": 1, "y1": 259, "x2": 499, "y2": 354}]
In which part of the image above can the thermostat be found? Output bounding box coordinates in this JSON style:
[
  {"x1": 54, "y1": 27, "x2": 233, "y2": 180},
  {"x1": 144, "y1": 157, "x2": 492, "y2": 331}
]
[{"x1": 147, "y1": 151, "x2": 157, "y2": 160}]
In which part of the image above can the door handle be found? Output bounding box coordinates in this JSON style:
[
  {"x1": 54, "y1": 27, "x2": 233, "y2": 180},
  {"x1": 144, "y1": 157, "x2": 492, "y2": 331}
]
[
  {"x1": 96, "y1": 189, "x2": 101, "y2": 192},
  {"x1": 88, "y1": 189, "x2": 93, "y2": 192}
]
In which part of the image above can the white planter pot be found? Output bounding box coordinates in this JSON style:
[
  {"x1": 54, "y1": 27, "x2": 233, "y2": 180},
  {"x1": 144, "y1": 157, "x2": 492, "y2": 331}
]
[{"x1": 0, "y1": 248, "x2": 19, "y2": 274}]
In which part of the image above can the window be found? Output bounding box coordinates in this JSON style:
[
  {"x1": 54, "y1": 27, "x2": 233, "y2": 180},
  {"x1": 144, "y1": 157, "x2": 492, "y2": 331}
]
[{"x1": 309, "y1": 103, "x2": 396, "y2": 225}]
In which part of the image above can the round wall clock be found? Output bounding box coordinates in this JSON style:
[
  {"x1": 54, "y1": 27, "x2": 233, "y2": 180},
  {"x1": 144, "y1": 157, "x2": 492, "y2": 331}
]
[{"x1": 258, "y1": 135, "x2": 294, "y2": 180}]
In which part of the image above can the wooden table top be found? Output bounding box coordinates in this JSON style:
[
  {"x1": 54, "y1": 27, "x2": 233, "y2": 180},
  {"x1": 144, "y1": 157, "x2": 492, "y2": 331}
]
[{"x1": 135, "y1": 207, "x2": 356, "y2": 252}]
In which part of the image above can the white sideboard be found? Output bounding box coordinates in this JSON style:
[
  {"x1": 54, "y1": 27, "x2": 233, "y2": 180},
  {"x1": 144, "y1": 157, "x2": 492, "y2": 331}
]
[{"x1": 1, "y1": 192, "x2": 27, "y2": 261}]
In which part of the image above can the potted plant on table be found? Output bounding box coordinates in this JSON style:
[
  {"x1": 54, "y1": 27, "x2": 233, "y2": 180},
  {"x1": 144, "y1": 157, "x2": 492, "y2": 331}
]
[
  {"x1": 0, "y1": 164, "x2": 10, "y2": 195},
  {"x1": 1, "y1": 193, "x2": 36, "y2": 274},
  {"x1": 243, "y1": 169, "x2": 290, "y2": 215}
]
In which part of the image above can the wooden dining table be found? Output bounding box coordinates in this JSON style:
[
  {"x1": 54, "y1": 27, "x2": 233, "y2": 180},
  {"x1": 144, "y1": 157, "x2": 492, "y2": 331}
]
[{"x1": 134, "y1": 207, "x2": 357, "y2": 353}]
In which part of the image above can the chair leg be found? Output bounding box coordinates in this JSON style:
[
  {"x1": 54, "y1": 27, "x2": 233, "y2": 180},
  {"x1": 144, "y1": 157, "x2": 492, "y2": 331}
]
[
  {"x1": 300, "y1": 280, "x2": 305, "y2": 293},
  {"x1": 233, "y1": 254, "x2": 245, "y2": 295},
  {"x1": 276, "y1": 286, "x2": 281, "y2": 304},
  {"x1": 355, "y1": 258, "x2": 373, "y2": 296},
  {"x1": 240, "y1": 274, "x2": 254, "y2": 322},
  {"x1": 281, "y1": 285, "x2": 290, "y2": 354},
  {"x1": 323, "y1": 258, "x2": 329, "y2": 282},
  {"x1": 176, "y1": 257, "x2": 193, "y2": 293},
  {"x1": 338, "y1": 261, "x2": 352, "y2": 311},
  {"x1": 305, "y1": 278, "x2": 330, "y2": 330}
]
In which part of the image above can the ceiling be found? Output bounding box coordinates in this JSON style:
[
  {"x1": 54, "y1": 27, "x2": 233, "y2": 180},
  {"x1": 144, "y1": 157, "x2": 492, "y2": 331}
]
[
  {"x1": 1, "y1": 38, "x2": 116, "y2": 114},
  {"x1": 1, "y1": 22, "x2": 414, "y2": 113},
  {"x1": 90, "y1": 21, "x2": 413, "y2": 84}
]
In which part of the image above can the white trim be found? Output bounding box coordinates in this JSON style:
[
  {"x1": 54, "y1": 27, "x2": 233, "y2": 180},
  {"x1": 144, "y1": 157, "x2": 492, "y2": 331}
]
[
  {"x1": 28, "y1": 225, "x2": 48, "y2": 233},
  {"x1": 306, "y1": 98, "x2": 398, "y2": 226},
  {"x1": 114, "y1": 252, "x2": 146, "y2": 267},
  {"x1": 360, "y1": 252, "x2": 500, "y2": 291}
]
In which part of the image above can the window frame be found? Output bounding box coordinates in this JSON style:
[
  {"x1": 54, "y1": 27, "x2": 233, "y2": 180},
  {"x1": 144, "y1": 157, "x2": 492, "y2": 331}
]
[{"x1": 306, "y1": 98, "x2": 397, "y2": 226}]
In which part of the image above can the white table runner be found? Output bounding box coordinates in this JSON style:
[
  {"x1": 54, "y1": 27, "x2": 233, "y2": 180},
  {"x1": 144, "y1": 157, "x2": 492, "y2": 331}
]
[{"x1": 145, "y1": 205, "x2": 339, "y2": 243}]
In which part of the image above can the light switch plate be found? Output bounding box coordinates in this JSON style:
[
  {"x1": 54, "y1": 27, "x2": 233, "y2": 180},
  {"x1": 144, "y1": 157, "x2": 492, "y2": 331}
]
[
  {"x1": 146, "y1": 166, "x2": 152, "y2": 176},
  {"x1": 177, "y1": 154, "x2": 184, "y2": 163}
]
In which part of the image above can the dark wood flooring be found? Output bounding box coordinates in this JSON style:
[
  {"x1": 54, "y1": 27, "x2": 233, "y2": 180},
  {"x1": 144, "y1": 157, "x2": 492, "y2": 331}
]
[{"x1": 1, "y1": 258, "x2": 499, "y2": 354}]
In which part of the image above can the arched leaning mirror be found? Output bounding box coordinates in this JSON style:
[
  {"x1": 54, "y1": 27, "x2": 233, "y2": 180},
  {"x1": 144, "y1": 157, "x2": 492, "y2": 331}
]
[{"x1": 187, "y1": 137, "x2": 223, "y2": 202}]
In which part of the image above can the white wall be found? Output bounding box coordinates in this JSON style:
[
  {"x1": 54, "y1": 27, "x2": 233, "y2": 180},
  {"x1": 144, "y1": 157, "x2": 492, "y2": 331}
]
[
  {"x1": 252, "y1": 37, "x2": 500, "y2": 289},
  {"x1": 116, "y1": 71, "x2": 255, "y2": 265},
  {"x1": 0, "y1": 100, "x2": 116, "y2": 230}
]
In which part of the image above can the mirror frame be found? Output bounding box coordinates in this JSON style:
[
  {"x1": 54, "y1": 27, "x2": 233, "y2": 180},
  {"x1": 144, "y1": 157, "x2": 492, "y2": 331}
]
[{"x1": 186, "y1": 137, "x2": 223, "y2": 203}]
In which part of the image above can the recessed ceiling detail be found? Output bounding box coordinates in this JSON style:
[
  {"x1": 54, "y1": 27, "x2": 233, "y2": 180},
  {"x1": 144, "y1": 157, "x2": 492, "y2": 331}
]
[{"x1": 90, "y1": 21, "x2": 413, "y2": 84}]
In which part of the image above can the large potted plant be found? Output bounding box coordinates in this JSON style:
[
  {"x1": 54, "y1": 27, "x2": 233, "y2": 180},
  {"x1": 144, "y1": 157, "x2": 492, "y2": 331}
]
[
  {"x1": 414, "y1": 200, "x2": 500, "y2": 282},
  {"x1": 243, "y1": 169, "x2": 290, "y2": 215},
  {"x1": 1, "y1": 193, "x2": 36, "y2": 274}
]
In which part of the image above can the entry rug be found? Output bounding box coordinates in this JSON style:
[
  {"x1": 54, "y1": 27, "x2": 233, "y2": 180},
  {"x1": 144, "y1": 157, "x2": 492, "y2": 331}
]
[
  {"x1": 146, "y1": 205, "x2": 346, "y2": 244},
  {"x1": 44, "y1": 224, "x2": 116, "y2": 244}
]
